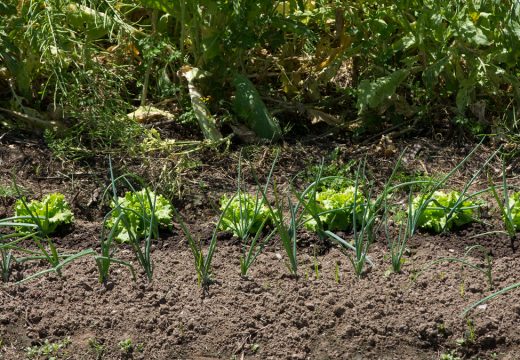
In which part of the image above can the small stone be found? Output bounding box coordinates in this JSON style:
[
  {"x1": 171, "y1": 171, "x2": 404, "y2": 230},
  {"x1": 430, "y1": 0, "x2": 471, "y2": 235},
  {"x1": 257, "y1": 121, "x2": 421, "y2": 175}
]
[
  {"x1": 0, "y1": 314, "x2": 11, "y2": 325},
  {"x1": 480, "y1": 336, "x2": 497, "y2": 349},
  {"x1": 333, "y1": 306, "x2": 346, "y2": 317},
  {"x1": 304, "y1": 302, "x2": 315, "y2": 311}
]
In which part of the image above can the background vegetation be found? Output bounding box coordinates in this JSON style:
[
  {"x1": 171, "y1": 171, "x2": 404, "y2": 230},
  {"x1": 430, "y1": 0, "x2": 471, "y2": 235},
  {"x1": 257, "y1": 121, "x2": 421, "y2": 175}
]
[{"x1": 1, "y1": 0, "x2": 519, "y2": 154}]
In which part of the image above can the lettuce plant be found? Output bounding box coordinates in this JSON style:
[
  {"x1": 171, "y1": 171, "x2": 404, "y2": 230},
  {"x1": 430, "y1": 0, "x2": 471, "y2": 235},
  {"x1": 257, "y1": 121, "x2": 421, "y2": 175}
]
[
  {"x1": 107, "y1": 188, "x2": 172, "y2": 243},
  {"x1": 303, "y1": 187, "x2": 365, "y2": 232},
  {"x1": 506, "y1": 192, "x2": 520, "y2": 231},
  {"x1": 412, "y1": 190, "x2": 477, "y2": 233},
  {"x1": 219, "y1": 193, "x2": 272, "y2": 237},
  {"x1": 15, "y1": 193, "x2": 74, "y2": 235}
]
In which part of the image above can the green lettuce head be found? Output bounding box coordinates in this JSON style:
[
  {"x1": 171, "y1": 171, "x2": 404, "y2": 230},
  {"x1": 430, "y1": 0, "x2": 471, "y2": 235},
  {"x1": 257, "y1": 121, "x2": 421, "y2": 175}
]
[
  {"x1": 107, "y1": 188, "x2": 172, "y2": 243},
  {"x1": 15, "y1": 192, "x2": 74, "y2": 235},
  {"x1": 304, "y1": 186, "x2": 366, "y2": 232},
  {"x1": 412, "y1": 190, "x2": 477, "y2": 233}
]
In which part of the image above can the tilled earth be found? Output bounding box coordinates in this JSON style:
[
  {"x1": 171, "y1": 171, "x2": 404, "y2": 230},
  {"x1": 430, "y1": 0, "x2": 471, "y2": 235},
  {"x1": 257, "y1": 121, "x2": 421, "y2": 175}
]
[{"x1": 1, "y1": 135, "x2": 520, "y2": 359}]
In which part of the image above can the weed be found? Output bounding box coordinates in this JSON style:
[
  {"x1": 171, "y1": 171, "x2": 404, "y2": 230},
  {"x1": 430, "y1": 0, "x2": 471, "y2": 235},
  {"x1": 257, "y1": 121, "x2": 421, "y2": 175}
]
[
  {"x1": 118, "y1": 338, "x2": 143, "y2": 354},
  {"x1": 313, "y1": 252, "x2": 320, "y2": 280},
  {"x1": 456, "y1": 319, "x2": 477, "y2": 346},
  {"x1": 334, "y1": 261, "x2": 341, "y2": 284},
  {"x1": 301, "y1": 148, "x2": 355, "y2": 191},
  {"x1": 25, "y1": 337, "x2": 71, "y2": 359},
  {"x1": 392, "y1": 170, "x2": 441, "y2": 193},
  {"x1": 88, "y1": 338, "x2": 105, "y2": 360},
  {"x1": 0, "y1": 183, "x2": 24, "y2": 199},
  {"x1": 440, "y1": 350, "x2": 461, "y2": 360}
]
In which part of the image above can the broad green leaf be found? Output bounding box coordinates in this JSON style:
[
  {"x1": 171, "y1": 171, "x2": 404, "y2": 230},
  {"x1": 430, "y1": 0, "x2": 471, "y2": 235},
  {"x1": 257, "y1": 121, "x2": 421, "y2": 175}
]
[
  {"x1": 357, "y1": 69, "x2": 410, "y2": 114},
  {"x1": 459, "y1": 18, "x2": 491, "y2": 46},
  {"x1": 232, "y1": 74, "x2": 282, "y2": 141},
  {"x1": 507, "y1": 192, "x2": 520, "y2": 230},
  {"x1": 219, "y1": 193, "x2": 272, "y2": 236},
  {"x1": 423, "y1": 57, "x2": 449, "y2": 90},
  {"x1": 303, "y1": 187, "x2": 365, "y2": 232},
  {"x1": 107, "y1": 189, "x2": 172, "y2": 243},
  {"x1": 180, "y1": 67, "x2": 223, "y2": 142}
]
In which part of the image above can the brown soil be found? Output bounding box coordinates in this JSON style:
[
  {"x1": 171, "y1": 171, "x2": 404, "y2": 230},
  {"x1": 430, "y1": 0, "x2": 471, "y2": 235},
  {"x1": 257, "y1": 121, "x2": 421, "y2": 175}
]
[{"x1": 1, "y1": 134, "x2": 520, "y2": 360}]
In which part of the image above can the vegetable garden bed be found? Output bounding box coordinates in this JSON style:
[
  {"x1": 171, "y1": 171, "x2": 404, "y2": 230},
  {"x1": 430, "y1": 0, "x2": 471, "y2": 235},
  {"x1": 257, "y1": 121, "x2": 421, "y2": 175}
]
[{"x1": 1, "y1": 136, "x2": 519, "y2": 360}]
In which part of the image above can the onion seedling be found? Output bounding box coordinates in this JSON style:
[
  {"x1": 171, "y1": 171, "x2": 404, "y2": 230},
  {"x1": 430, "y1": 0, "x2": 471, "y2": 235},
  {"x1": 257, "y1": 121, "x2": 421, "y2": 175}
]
[
  {"x1": 220, "y1": 152, "x2": 277, "y2": 277},
  {"x1": 484, "y1": 158, "x2": 518, "y2": 251},
  {"x1": 253, "y1": 151, "x2": 302, "y2": 276},
  {"x1": 101, "y1": 158, "x2": 160, "y2": 281},
  {"x1": 0, "y1": 219, "x2": 39, "y2": 282},
  {"x1": 174, "y1": 201, "x2": 231, "y2": 291},
  {"x1": 0, "y1": 211, "x2": 94, "y2": 284},
  {"x1": 463, "y1": 280, "x2": 520, "y2": 317},
  {"x1": 385, "y1": 191, "x2": 414, "y2": 273},
  {"x1": 324, "y1": 160, "x2": 375, "y2": 277},
  {"x1": 268, "y1": 187, "x2": 299, "y2": 276}
]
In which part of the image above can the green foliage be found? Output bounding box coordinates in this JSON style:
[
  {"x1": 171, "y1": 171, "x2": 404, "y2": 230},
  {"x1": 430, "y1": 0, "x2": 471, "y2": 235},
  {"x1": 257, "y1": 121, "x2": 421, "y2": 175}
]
[
  {"x1": 118, "y1": 338, "x2": 143, "y2": 354},
  {"x1": 219, "y1": 193, "x2": 271, "y2": 237},
  {"x1": 506, "y1": 192, "x2": 520, "y2": 231},
  {"x1": 412, "y1": 191, "x2": 477, "y2": 233},
  {"x1": 25, "y1": 337, "x2": 71, "y2": 359},
  {"x1": 15, "y1": 193, "x2": 74, "y2": 236},
  {"x1": 357, "y1": 69, "x2": 410, "y2": 114},
  {"x1": 232, "y1": 74, "x2": 282, "y2": 140},
  {"x1": 350, "y1": 0, "x2": 520, "y2": 124},
  {"x1": 304, "y1": 186, "x2": 366, "y2": 232},
  {"x1": 107, "y1": 188, "x2": 172, "y2": 243},
  {"x1": 88, "y1": 338, "x2": 106, "y2": 360}
]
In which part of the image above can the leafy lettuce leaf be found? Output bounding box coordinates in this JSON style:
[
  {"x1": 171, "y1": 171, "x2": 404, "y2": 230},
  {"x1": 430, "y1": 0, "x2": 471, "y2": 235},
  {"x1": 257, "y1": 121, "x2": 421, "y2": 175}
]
[
  {"x1": 304, "y1": 187, "x2": 365, "y2": 232},
  {"x1": 15, "y1": 192, "x2": 74, "y2": 235},
  {"x1": 107, "y1": 188, "x2": 172, "y2": 243},
  {"x1": 219, "y1": 193, "x2": 272, "y2": 236},
  {"x1": 507, "y1": 192, "x2": 520, "y2": 230},
  {"x1": 412, "y1": 190, "x2": 477, "y2": 233}
]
